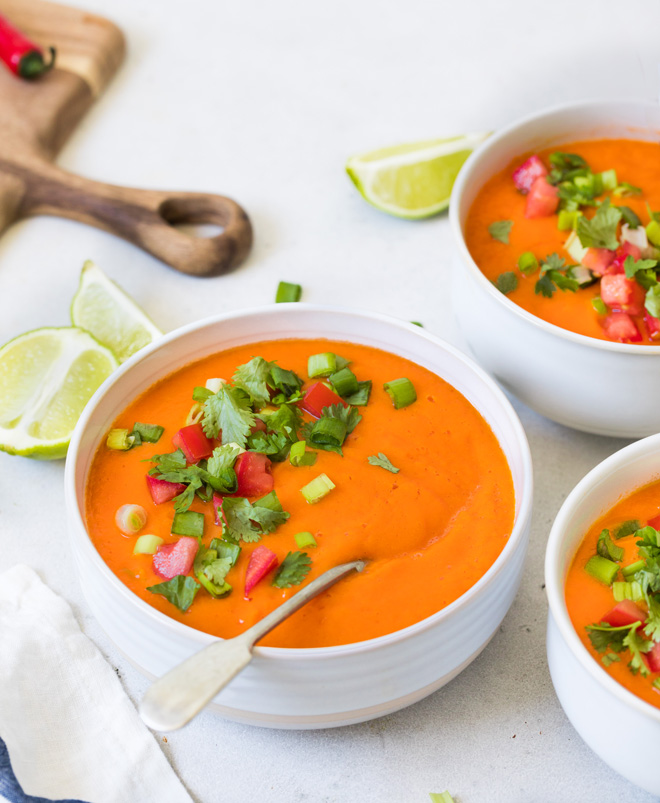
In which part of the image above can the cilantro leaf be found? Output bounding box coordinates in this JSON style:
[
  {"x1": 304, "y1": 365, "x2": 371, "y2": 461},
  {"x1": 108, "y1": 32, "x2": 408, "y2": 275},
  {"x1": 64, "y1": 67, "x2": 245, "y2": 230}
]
[
  {"x1": 147, "y1": 448, "x2": 187, "y2": 473},
  {"x1": 534, "y1": 273, "x2": 556, "y2": 298},
  {"x1": 272, "y1": 551, "x2": 312, "y2": 588},
  {"x1": 147, "y1": 575, "x2": 199, "y2": 612},
  {"x1": 540, "y1": 253, "x2": 566, "y2": 273},
  {"x1": 344, "y1": 380, "x2": 372, "y2": 406},
  {"x1": 601, "y1": 653, "x2": 621, "y2": 667},
  {"x1": 614, "y1": 519, "x2": 641, "y2": 540},
  {"x1": 577, "y1": 200, "x2": 622, "y2": 250},
  {"x1": 202, "y1": 384, "x2": 255, "y2": 447},
  {"x1": 646, "y1": 285, "x2": 660, "y2": 319},
  {"x1": 585, "y1": 623, "x2": 629, "y2": 653},
  {"x1": 547, "y1": 270, "x2": 578, "y2": 293},
  {"x1": 367, "y1": 452, "x2": 400, "y2": 474},
  {"x1": 233, "y1": 356, "x2": 272, "y2": 407},
  {"x1": 268, "y1": 364, "x2": 304, "y2": 398},
  {"x1": 248, "y1": 430, "x2": 291, "y2": 458},
  {"x1": 207, "y1": 444, "x2": 242, "y2": 478},
  {"x1": 488, "y1": 220, "x2": 513, "y2": 244},
  {"x1": 624, "y1": 256, "x2": 658, "y2": 279},
  {"x1": 597, "y1": 529, "x2": 624, "y2": 562},
  {"x1": 325, "y1": 403, "x2": 361, "y2": 434},
  {"x1": 623, "y1": 627, "x2": 652, "y2": 676},
  {"x1": 495, "y1": 271, "x2": 518, "y2": 295},
  {"x1": 220, "y1": 493, "x2": 290, "y2": 543},
  {"x1": 258, "y1": 403, "x2": 301, "y2": 441},
  {"x1": 643, "y1": 595, "x2": 660, "y2": 641}
]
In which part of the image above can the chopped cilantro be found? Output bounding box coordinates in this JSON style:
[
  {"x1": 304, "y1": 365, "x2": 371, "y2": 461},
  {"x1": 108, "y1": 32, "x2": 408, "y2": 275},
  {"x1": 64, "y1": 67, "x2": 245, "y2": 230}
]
[
  {"x1": 488, "y1": 220, "x2": 513, "y2": 244},
  {"x1": 220, "y1": 493, "x2": 290, "y2": 543},
  {"x1": 613, "y1": 182, "x2": 642, "y2": 197},
  {"x1": 149, "y1": 446, "x2": 239, "y2": 512},
  {"x1": 577, "y1": 199, "x2": 622, "y2": 250},
  {"x1": 535, "y1": 273, "x2": 556, "y2": 298},
  {"x1": 623, "y1": 627, "x2": 652, "y2": 676},
  {"x1": 495, "y1": 271, "x2": 518, "y2": 295},
  {"x1": 645, "y1": 285, "x2": 660, "y2": 319},
  {"x1": 585, "y1": 623, "x2": 630, "y2": 653},
  {"x1": 534, "y1": 256, "x2": 578, "y2": 298},
  {"x1": 202, "y1": 384, "x2": 255, "y2": 447},
  {"x1": 367, "y1": 452, "x2": 400, "y2": 474},
  {"x1": 540, "y1": 253, "x2": 566, "y2": 274},
  {"x1": 597, "y1": 529, "x2": 624, "y2": 562},
  {"x1": 272, "y1": 551, "x2": 312, "y2": 588},
  {"x1": 147, "y1": 575, "x2": 199, "y2": 612},
  {"x1": 344, "y1": 380, "x2": 372, "y2": 407},
  {"x1": 614, "y1": 519, "x2": 641, "y2": 540},
  {"x1": 624, "y1": 256, "x2": 658, "y2": 279},
  {"x1": 601, "y1": 653, "x2": 621, "y2": 668},
  {"x1": 233, "y1": 356, "x2": 272, "y2": 406}
]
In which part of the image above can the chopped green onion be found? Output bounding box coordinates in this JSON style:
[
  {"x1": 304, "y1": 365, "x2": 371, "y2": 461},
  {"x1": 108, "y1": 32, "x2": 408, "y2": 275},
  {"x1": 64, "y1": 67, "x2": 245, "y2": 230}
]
[
  {"x1": 289, "y1": 439, "x2": 317, "y2": 467},
  {"x1": 613, "y1": 520, "x2": 640, "y2": 539},
  {"x1": 132, "y1": 422, "x2": 164, "y2": 443},
  {"x1": 592, "y1": 297, "x2": 608, "y2": 315},
  {"x1": 275, "y1": 281, "x2": 302, "y2": 303},
  {"x1": 596, "y1": 529, "x2": 624, "y2": 562},
  {"x1": 383, "y1": 377, "x2": 416, "y2": 409},
  {"x1": 429, "y1": 794, "x2": 456, "y2": 803},
  {"x1": 613, "y1": 580, "x2": 644, "y2": 602},
  {"x1": 301, "y1": 473, "x2": 335, "y2": 504},
  {"x1": 411, "y1": 321, "x2": 423, "y2": 327},
  {"x1": 192, "y1": 386, "x2": 213, "y2": 402},
  {"x1": 585, "y1": 555, "x2": 619, "y2": 586},
  {"x1": 171, "y1": 510, "x2": 205, "y2": 538},
  {"x1": 209, "y1": 537, "x2": 241, "y2": 567},
  {"x1": 185, "y1": 403, "x2": 204, "y2": 425},
  {"x1": 106, "y1": 428, "x2": 134, "y2": 451},
  {"x1": 619, "y1": 206, "x2": 642, "y2": 229},
  {"x1": 599, "y1": 169, "x2": 618, "y2": 192},
  {"x1": 309, "y1": 415, "x2": 347, "y2": 448},
  {"x1": 295, "y1": 531, "x2": 317, "y2": 549},
  {"x1": 517, "y1": 251, "x2": 539, "y2": 275},
  {"x1": 133, "y1": 534, "x2": 164, "y2": 555},
  {"x1": 308, "y1": 352, "x2": 337, "y2": 378},
  {"x1": 344, "y1": 380, "x2": 372, "y2": 406},
  {"x1": 613, "y1": 182, "x2": 642, "y2": 197},
  {"x1": 646, "y1": 220, "x2": 660, "y2": 247},
  {"x1": 115, "y1": 504, "x2": 147, "y2": 535},
  {"x1": 330, "y1": 367, "x2": 359, "y2": 397},
  {"x1": 557, "y1": 210, "x2": 579, "y2": 231},
  {"x1": 565, "y1": 230, "x2": 589, "y2": 263},
  {"x1": 197, "y1": 573, "x2": 232, "y2": 598},
  {"x1": 622, "y1": 560, "x2": 645, "y2": 578}
]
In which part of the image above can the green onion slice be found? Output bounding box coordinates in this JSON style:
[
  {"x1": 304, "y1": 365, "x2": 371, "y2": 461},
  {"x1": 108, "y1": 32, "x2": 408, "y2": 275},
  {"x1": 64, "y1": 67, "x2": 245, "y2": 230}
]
[
  {"x1": 133, "y1": 534, "x2": 164, "y2": 555},
  {"x1": 622, "y1": 560, "x2": 645, "y2": 578},
  {"x1": 275, "y1": 281, "x2": 302, "y2": 303},
  {"x1": 309, "y1": 416, "x2": 347, "y2": 448},
  {"x1": 132, "y1": 422, "x2": 164, "y2": 443},
  {"x1": 294, "y1": 531, "x2": 318, "y2": 549},
  {"x1": 171, "y1": 510, "x2": 205, "y2": 538},
  {"x1": 301, "y1": 473, "x2": 335, "y2": 504},
  {"x1": 330, "y1": 367, "x2": 359, "y2": 397},
  {"x1": 106, "y1": 428, "x2": 134, "y2": 451},
  {"x1": 290, "y1": 440, "x2": 317, "y2": 467},
  {"x1": 383, "y1": 377, "x2": 416, "y2": 409},
  {"x1": 613, "y1": 580, "x2": 644, "y2": 602},
  {"x1": 585, "y1": 555, "x2": 619, "y2": 586},
  {"x1": 308, "y1": 352, "x2": 337, "y2": 378}
]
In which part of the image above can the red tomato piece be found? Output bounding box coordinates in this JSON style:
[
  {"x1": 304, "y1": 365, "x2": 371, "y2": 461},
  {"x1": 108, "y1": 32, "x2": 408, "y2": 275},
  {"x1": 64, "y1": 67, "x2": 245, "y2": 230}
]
[
  {"x1": 601, "y1": 600, "x2": 647, "y2": 628},
  {"x1": 524, "y1": 177, "x2": 559, "y2": 218},
  {"x1": 146, "y1": 474, "x2": 186, "y2": 505},
  {"x1": 172, "y1": 423, "x2": 213, "y2": 463},
  {"x1": 644, "y1": 640, "x2": 660, "y2": 673},
  {"x1": 644, "y1": 313, "x2": 660, "y2": 340},
  {"x1": 600, "y1": 274, "x2": 645, "y2": 315},
  {"x1": 647, "y1": 513, "x2": 660, "y2": 529},
  {"x1": 212, "y1": 492, "x2": 226, "y2": 526},
  {"x1": 300, "y1": 382, "x2": 347, "y2": 418},
  {"x1": 244, "y1": 545, "x2": 278, "y2": 596},
  {"x1": 512, "y1": 155, "x2": 547, "y2": 194},
  {"x1": 235, "y1": 452, "x2": 274, "y2": 497},
  {"x1": 581, "y1": 248, "x2": 615, "y2": 276},
  {"x1": 152, "y1": 536, "x2": 198, "y2": 580},
  {"x1": 601, "y1": 312, "x2": 642, "y2": 343}
]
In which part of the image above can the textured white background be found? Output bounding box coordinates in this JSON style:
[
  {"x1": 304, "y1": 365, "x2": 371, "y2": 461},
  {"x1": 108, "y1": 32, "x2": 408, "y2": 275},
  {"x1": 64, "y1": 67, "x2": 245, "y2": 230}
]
[{"x1": 0, "y1": 0, "x2": 659, "y2": 800}]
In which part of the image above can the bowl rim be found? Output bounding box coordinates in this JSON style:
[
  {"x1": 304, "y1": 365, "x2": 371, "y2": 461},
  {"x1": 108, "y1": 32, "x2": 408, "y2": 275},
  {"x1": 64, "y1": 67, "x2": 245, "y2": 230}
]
[
  {"x1": 449, "y1": 97, "x2": 660, "y2": 356},
  {"x1": 545, "y1": 432, "x2": 660, "y2": 722},
  {"x1": 64, "y1": 302, "x2": 533, "y2": 659}
]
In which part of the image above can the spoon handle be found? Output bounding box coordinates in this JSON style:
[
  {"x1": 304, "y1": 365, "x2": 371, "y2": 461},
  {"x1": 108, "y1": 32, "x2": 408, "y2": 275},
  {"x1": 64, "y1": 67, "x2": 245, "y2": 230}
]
[{"x1": 139, "y1": 560, "x2": 365, "y2": 731}]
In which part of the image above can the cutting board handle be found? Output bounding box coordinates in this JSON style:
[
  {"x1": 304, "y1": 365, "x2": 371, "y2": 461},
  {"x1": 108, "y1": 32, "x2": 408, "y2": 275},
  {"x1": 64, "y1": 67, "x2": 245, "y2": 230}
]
[{"x1": 3, "y1": 158, "x2": 253, "y2": 277}]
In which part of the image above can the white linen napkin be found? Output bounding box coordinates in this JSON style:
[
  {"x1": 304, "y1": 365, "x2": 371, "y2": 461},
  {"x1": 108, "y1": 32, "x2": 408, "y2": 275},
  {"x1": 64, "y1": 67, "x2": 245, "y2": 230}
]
[{"x1": 0, "y1": 565, "x2": 193, "y2": 803}]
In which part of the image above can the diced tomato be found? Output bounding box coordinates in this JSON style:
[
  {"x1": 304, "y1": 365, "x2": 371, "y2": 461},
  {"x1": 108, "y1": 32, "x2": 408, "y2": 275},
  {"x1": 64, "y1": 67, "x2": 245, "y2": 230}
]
[
  {"x1": 512, "y1": 155, "x2": 548, "y2": 194},
  {"x1": 600, "y1": 274, "x2": 645, "y2": 315},
  {"x1": 244, "y1": 544, "x2": 278, "y2": 595},
  {"x1": 524, "y1": 177, "x2": 559, "y2": 218},
  {"x1": 608, "y1": 242, "x2": 642, "y2": 275},
  {"x1": 172, "y1": 423, "x2": 213, "y2": 463},
  {"x1": 146, "y1": 473, "x2": 186, "y2": 505},
  {"x1": 601, "y1": 600, "x2": 647, "y2": 628},
  {"x1": 300, "y1": 382, "x2": 347, "y2": 418},
  {"x1": 644, "y1": 640, "x2": 660, "y2": 673},
  {"x1": 647, "y1": 513, "x2": 660, "y2": 529},
  {"x1": 581, "y1": 248, "x2": 615, "y2": 276},
  {"x1": 602, "y1": 312, "x2": 642, "y2": 342},
  {"x1": 235, "y1": 452, "x2": 274, "y2": 497},
  {"x1": 152, "y1": 536, "x2": 198, "y2": 580},
  {"x1": 212, "y1": 492, "x2": 226, "y2": 526},
  {"x1": 644, "y1": 313, "x2": 660, "y2": 340}
]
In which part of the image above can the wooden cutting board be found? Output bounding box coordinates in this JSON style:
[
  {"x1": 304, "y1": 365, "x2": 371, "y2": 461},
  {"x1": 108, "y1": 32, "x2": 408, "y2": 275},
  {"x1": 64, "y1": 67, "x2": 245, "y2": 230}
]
[{"x1": 0, "y1": 0, "x2": 252, "y2": 276}]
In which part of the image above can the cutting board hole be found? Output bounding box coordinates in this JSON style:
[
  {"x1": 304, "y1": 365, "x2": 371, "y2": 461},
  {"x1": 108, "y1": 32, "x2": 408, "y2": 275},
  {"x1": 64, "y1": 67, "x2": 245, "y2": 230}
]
[
  {"x1": 159, "y1": 198, "x2": 226, "y2": 238},
  {"x1": 172, "y1": 222, "x2": 224, "y2": 238}
]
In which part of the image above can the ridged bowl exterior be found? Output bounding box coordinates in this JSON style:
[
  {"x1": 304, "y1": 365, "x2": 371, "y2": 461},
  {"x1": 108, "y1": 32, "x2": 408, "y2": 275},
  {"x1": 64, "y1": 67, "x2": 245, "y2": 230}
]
[
  {"x1": 66, "y1": 305, "x2": 532, "y2": 728},
  {"x1": 450, "y1": 100, "x2": 660, "y2": 438},
  {"x1": 545, "y1": 434, "x2": 660, "y2": 794}
]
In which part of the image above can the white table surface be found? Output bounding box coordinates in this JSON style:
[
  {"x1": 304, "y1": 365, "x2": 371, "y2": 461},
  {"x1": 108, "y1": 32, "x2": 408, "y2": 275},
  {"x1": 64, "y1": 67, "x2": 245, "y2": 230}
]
[{"x1": 1, "y1": 0, "x2": 659, "y2": 800}]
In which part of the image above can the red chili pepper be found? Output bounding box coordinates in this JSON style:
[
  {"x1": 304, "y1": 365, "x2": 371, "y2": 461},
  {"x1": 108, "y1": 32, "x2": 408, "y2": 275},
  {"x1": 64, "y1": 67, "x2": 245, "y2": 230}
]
[{"x1": 0, "y1": 13, "x2": 55, "y2": 79}]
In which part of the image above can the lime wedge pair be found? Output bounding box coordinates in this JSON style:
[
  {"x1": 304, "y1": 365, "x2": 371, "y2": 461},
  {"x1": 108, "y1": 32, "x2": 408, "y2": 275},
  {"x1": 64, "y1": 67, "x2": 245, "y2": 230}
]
[
  {"x1": 346, "y1": 132, "x2": 489, "y2": 219},
  {"x1": 0, "y1": 262, "x2": 162, "y2": 459}
]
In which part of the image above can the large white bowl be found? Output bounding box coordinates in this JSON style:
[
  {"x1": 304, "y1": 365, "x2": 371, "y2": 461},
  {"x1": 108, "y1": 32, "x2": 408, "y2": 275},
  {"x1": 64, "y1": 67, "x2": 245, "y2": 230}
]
[
  {"x1": 545, "y1": 434, "x2": 660, "y2": 795},
  {"x1": 450, "y1": 99, "x2": 660, "y2": 438},
  {"x1": 65, "y1": 304, "x2": 533, "y2": 729}
]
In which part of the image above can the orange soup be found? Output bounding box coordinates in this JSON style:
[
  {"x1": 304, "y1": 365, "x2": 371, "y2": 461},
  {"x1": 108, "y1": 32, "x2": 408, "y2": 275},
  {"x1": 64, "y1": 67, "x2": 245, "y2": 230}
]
[
  {"x1": 86, "y1": 339, "x2": 515, "y2": 648},
  {"x1": 565, "y1": 479, "x2": 660, "y2": 709},
  {"x1": 465, "y1": 139, "x2": 660, "y2": 345}
]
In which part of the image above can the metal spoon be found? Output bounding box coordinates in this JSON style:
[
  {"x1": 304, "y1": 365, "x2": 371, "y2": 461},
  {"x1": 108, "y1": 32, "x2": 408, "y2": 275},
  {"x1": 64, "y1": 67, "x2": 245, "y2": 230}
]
[{"x1": 139, "y1": 559, "x2": 365, "y2": 731}]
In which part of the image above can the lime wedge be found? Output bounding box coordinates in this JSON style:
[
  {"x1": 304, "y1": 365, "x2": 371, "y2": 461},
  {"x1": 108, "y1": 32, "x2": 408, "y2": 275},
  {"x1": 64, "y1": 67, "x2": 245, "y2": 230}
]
[
  {"x1": 346, "y1": 132, "x2": 490, "y2": 219},
  {"x1": 71, "y1": 261, "x2": 163, "y2": 363},
  {"x1": 0, "y1": 327, "x2": 118, "y2": 459}
]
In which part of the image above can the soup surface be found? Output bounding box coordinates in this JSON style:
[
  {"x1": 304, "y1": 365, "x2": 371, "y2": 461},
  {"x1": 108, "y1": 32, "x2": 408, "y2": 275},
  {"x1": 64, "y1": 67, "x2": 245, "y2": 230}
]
[
  {"x1": 565, "y1": 479, "x2": 660, "y2": 709},
  {"x1": 86, "y1": 338, "x2": 515, "y2": 648},
  {"x1": 465, "y1": 139, "x2": 660, "y2": 344}
]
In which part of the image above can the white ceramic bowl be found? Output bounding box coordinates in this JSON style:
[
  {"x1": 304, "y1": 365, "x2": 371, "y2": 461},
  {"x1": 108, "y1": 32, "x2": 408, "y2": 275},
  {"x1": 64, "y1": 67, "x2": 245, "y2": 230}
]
[
  {"x1": 65, "y1": 304, "x2": 533, "y2": 729},
  {"x1": 450, "y1": 99, "x2": 660, "y2": 438},
  {"x1": 545, "y1": 434, "x2": 660, "y2": 795}
]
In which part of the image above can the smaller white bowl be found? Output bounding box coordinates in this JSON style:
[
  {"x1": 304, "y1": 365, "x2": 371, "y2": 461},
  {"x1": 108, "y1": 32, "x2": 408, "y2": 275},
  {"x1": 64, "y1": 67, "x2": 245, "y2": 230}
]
[
  {"x1": 545, "y1": 434, "x2": 660, "y2": 796},
  {"x1": 450, "y1": 99, "x2": 660, "y2": 438}
]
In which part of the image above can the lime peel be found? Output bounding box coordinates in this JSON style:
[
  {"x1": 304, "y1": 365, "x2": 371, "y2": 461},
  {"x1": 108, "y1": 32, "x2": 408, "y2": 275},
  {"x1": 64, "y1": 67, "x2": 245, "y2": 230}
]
[{"x1": 346, "y1": 132, "x2": 490, "y2": 219}]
